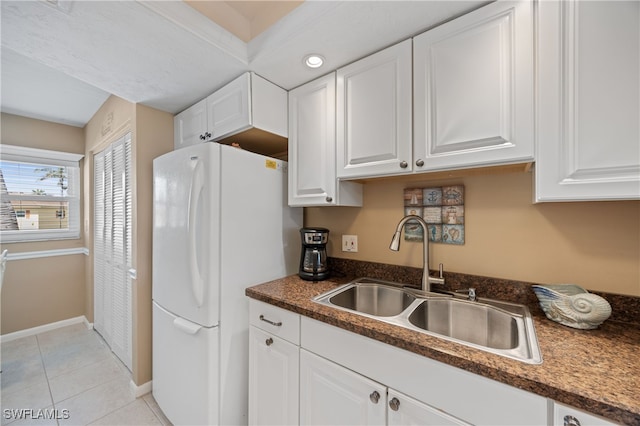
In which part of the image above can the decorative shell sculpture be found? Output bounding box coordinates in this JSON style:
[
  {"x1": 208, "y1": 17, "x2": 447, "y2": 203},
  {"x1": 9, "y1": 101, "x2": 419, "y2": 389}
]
[{"x1": 531, "y1": 284, "x2": 612, "y2": 330}]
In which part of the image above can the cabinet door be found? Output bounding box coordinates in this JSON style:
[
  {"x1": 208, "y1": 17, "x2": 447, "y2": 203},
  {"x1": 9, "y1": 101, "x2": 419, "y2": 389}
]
[
  {"x1": 174, "y1": 99, "x2": 208, "y2": 149},
  {"x1": 337, "y1": 39, "x2": 413, "y2": 178},
  {"x1": 288, "y1": 73, "x2": 362, "y2": 207},
  {"x1": 413, "y1": 0, "x2": 534, "y2": 171},
  {"x1": 300, "y1": 349, "x2": 386, "y2": 425},
  {"x1": 249, "y1": 326, "x2": 299, "y2": 426},
  {"x1": 208, "y1": 72, "x2": 251, "y2": 140},
  {"x1": 387, "y1": 389, "x2": 470, "y2": 426},
  {"x1": 536, "y1": 0, "x2": 640, "y2": 201}
]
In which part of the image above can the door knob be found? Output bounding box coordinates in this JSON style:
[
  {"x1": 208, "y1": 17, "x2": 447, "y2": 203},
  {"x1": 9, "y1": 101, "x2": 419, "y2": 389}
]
[
  {"x1": 369, "y1": 391, "x2": 380, "y2": 404},
  {"x1": 399, "y1": 161, "x2": 408, "y2": 169},
  {"x1": 415, "y1": 159, "x2": 424, "y2": 167},
  {"x1": 265, "y1": 337, "x2": 274, "y2": 346}
]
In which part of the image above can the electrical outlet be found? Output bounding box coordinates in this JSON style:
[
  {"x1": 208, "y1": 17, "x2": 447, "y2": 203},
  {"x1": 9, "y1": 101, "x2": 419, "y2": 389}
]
[{"x1": 342, "y1": 235, "x2": 358, "y2": 252}]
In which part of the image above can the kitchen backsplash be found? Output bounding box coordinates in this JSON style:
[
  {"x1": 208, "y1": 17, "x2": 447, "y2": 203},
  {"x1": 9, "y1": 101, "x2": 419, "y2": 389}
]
[{"x1": 327, "y1": 257, "x2": 640, "y2": 326}]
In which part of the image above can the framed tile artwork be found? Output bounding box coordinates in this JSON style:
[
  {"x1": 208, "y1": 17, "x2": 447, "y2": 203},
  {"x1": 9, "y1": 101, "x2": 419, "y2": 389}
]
[{"x1": 403, "y1": 185, "x2": 465, "y2": 245}]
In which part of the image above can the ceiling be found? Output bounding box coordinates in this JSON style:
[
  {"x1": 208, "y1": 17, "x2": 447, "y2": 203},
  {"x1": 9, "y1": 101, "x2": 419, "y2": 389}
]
[{"x1": 1, "y1": 0, "x2": 487, "y2": 128}]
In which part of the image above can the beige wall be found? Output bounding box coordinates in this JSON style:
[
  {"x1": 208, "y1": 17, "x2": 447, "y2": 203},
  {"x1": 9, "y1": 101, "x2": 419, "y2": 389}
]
[
  {"x1": 131, "y1": 103, "x2": 174, "y2": 386},
  {"x1": 306, "y1": 171, "x2": 640, "y2": 296},
  {"x1": 0, "y1": 113, "x2": 86, "y2": 334}
]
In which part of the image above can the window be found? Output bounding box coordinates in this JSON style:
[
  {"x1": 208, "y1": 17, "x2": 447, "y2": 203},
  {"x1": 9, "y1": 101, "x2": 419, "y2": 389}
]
[{"x1": 0, "y1": 145, "x2": 83, "y2": 242}]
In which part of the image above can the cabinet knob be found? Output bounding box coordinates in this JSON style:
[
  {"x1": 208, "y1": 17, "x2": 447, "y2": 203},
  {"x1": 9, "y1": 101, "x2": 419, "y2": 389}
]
[
  {"x1": 399, "y1": 161, "x2": 408, "y2": 169},
  {"x1": 204, "y1": 132, "x2": 212, "y2": 139},
  {"x1": 415, "y1": 159, "x2": 424, "y2": 167},
  {"x1": 325, "y1": 196, "x2": 333, "y2": 203},
  {"x1": 369, "y1": 391, "x2": 380, "y2": 404},
  {"x1": 199, "y1": 134, "x2": 206, "y2": 140},
  {"x1": 564, "y1": 415, "x2": 581, "y2": 426},
  {"x1": 265, "y1": 337, "x2": 274, "y2": 346},
  {"x1": 389, "y1": 397, "x2": 400, "y2": 411}
]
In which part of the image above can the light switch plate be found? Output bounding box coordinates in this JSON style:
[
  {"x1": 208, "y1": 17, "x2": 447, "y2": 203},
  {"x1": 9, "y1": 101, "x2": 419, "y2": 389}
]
[{"x1": 342, "y1": 235, "x2": 358, "y2": 252}]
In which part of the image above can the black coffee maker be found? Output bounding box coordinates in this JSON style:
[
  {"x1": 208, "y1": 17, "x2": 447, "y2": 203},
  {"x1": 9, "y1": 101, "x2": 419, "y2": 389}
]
[{"x1": 299, "y1": 227, "x2": 330, "y2": 281}]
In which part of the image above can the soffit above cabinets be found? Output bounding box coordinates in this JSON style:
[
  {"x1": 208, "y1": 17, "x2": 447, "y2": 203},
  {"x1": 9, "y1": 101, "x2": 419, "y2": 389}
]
[
  {"x1": 184, "y1": 1, "x2": 304, "y2": 43},
  {"x1": 1, "y1": 0, "x2": 487, "y2": 128}
]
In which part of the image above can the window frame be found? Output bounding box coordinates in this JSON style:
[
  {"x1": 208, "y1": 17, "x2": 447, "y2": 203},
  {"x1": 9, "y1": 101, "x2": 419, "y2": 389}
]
[{"x1": 1, "y1": 144, "x2": 84, "y2": 243}]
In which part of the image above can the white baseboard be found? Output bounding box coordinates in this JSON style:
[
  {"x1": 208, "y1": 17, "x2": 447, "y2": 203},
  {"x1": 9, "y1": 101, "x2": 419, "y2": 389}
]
[
  {"x1": 131, "y1": 379, "x2": 152, "y2": 398},
  {"x1": 0, "y1": 315, "x2": 89, "y2": 343}
]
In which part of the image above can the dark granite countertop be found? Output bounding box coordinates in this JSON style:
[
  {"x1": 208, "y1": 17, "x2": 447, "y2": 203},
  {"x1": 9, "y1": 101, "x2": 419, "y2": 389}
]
[{"x1": 246, "y1": 271, "x2": 640, "y2": 425}]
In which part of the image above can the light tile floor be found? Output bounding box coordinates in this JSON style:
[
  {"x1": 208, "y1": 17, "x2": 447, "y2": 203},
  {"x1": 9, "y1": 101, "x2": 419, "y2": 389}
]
[{"x1": 1, "y1": 323, "x2": 171, "y2": 426}]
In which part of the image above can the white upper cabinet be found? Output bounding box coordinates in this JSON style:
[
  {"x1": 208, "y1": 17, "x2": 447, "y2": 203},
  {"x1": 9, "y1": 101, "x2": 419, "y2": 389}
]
[
  {"x1": 413, "y1": 0, "x2": 534, "y2": 172},
  {"x1": 174, "y1": 98, "x2": 208, "y2": 150},
  {"x1": 288, "y1": 73, "x2": 362, "y2": 207},
  {"x1": 336, "y1": 39, "x2": 413, "y2": 179},
  {"x1": 535, "y1": 0, "x2": 640, "y2": 201},
  {"x1": 208, "y1": 72, "x2": 287, "y2": 141},
  {"x1": 174, "y1": 72, "x2": 287, "y2": 151}
]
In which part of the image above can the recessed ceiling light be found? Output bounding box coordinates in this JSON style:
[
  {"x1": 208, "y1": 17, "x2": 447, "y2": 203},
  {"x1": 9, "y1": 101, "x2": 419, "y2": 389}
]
[{"x1": 304, "y1": 54, "x2": 325, "y2": 69}]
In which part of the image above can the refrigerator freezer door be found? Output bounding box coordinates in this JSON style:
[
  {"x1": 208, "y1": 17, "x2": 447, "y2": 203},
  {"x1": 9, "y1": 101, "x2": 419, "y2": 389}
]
[
  {"x1": 217, "y1": 145, "x2": 303, "y2": 425},
  {"x1": 152, "y1": 143, "x2": 221, "y2": 327},
  {"x1": 152, "y1": 302, "x2": 219, "y2": 425}
]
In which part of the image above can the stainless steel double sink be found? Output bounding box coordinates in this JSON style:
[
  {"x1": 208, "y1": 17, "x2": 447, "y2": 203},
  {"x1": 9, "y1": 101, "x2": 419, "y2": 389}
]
[{"x1": 313, "y1": 278, "x2": 542, "y2": 364}]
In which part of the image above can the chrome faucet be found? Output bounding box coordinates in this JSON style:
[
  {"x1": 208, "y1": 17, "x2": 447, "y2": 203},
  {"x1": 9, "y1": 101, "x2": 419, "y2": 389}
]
[{"x1": 389, "y1": 215, "x2": 445, "y2": 292}]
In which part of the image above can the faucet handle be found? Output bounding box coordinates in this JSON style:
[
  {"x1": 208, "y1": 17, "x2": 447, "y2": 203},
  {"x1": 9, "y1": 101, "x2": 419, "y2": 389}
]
[
  {"x1": 428, "y1": 263, "x2": 445, "y2": 287},
  {"x1": 454, "y1": 287, "x2": 477, "y2": 301}
]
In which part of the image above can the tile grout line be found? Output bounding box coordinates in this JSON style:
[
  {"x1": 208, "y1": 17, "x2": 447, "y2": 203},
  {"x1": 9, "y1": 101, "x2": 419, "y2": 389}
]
[
  {"x1": 35, "y1": 333, "x2": 59, "y2": 426},
  {"x1": 141, "y1": 396, "x2": 168, "y2": 426}
]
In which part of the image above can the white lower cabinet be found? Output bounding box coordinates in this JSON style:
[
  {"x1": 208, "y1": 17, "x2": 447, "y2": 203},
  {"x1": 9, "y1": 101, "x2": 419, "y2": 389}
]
[
  {"x1": 248, "y1": 300, "x2": 616, "y2": 425},
  {"x1": 300, "y1": 349, "x2": 468, "y2": 426},
  {"x1": 387, "y1": 389, "x2": 469, "y2": 426},
  {"x1": 248, "y1": 300, "x2": 300, "y2": 426},
  {"x1": 300, "y1": 349, "x2": 386, "y2": 425},
  {"x1": 300, "y1": 316, "x2": 548, "y2": 426}
]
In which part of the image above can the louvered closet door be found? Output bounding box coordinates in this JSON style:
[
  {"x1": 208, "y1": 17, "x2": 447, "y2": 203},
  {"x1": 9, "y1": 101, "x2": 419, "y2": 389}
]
[{"x1": 93, "y1": 133, "x2": 133, "y2": 371}]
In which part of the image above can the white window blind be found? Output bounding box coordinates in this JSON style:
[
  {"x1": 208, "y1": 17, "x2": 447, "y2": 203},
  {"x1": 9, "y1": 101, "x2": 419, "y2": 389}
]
[
  {"x1": 0, "y1": 145, "x2": 83, "y2": 242},
  {"x1": 93, "y1": 133, "x2": 133, "y2": 371}
]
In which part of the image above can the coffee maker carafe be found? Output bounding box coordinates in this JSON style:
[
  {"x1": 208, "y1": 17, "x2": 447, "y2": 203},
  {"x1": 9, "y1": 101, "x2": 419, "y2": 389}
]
[{"x1": 299, "y1": 227, "x2": 329, "y2": 281}]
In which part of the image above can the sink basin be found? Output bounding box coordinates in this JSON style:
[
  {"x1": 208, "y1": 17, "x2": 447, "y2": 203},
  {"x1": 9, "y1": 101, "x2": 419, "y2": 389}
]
[
  {"x1": 313, "y1": 278, "x2": 542, "y2": 364},
  {"x1": 328, "y1": 283, "x2": 416, "y2": 317},
  {"x1": 408, "y1": 299, "x2": 518, "y2": 350}
]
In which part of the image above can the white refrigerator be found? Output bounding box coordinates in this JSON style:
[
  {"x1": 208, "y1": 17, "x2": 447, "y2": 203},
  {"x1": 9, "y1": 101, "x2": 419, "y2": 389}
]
[{"x1": 152, "y1": 143, "x2": 302, "y2": 425}]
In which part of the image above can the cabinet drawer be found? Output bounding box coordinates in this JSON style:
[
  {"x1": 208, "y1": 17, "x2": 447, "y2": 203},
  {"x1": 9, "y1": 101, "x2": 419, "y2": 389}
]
[{"x1": 249, "y1": 299, "x2": 300, "y2": 345}]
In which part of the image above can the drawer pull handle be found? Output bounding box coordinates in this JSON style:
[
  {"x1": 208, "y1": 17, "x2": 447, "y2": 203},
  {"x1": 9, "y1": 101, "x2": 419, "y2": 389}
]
[
  {"x1": 259, "y1": 315, "x2": 282, "y2": 327},
  {"x1": 265, "y1": 337, "x2": 274, "y2": 346}
]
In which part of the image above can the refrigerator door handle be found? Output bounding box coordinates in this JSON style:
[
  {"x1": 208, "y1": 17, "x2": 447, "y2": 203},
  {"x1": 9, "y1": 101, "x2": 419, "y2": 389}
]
[
  {"x1": 173, "y1": 317, "x2": 202, "y2": 335},
  {"x1": 188, "y1": 158, "x2": 205, "y2": 308}
]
